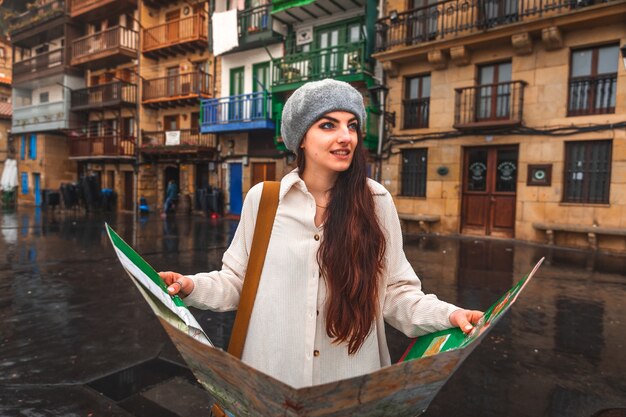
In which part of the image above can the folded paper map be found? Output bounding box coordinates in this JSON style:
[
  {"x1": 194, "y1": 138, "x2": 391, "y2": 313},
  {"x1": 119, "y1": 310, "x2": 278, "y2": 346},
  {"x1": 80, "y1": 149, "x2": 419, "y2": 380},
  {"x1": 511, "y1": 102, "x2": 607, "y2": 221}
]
[
  {"x1": 106, "y1": 223, "x2": 543, "y2": 417},
  {"x1": 106, "y1": 223, "x2": 212, "y2": 346},
  {"x1": 401, "y1": 257, "x2": 544, "y2": 361}
]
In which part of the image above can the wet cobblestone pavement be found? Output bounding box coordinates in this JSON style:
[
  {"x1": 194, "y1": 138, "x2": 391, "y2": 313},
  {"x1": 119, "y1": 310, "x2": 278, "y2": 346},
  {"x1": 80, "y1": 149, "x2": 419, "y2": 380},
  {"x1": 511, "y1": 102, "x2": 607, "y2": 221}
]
[{"x1": 1, "y1": 208, "x2": 625, "y2": 417}]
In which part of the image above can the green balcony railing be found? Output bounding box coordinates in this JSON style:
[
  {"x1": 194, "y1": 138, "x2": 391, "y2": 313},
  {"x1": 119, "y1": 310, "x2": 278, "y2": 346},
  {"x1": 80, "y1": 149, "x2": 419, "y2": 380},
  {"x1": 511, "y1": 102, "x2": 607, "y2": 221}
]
[
  {"x1": 238, "y1": 5, "x2": 272, "y2": 39},
  {"x1": 272, "y1": 41, "x2": 367, "y2": 87}
]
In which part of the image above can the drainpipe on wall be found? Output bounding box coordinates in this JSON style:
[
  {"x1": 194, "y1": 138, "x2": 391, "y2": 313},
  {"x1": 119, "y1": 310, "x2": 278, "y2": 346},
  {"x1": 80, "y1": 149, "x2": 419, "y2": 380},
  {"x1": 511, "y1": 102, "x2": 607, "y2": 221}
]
[
  {"x1": 133, "y1": 7, "x2": 142, "y2": 247},
  {"x1": 366, "y1": 0, "x2": 377, "y2": 64},
  {"x1": 375, "y1": 84, "x2": 386, "y2": 183},
  {"x1": 374, "y1": 0, "x2": 386, "y2": 183}
]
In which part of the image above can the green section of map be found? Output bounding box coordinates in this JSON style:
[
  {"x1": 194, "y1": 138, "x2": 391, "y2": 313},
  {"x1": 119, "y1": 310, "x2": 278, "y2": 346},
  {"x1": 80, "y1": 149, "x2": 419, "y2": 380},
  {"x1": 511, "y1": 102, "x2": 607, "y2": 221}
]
[
  {"x1": 403, "y1": 260, "x2": 542, "y2": 362},
  {"x1": 106, "y1": 224, "x2": 185, "y2": 308}
]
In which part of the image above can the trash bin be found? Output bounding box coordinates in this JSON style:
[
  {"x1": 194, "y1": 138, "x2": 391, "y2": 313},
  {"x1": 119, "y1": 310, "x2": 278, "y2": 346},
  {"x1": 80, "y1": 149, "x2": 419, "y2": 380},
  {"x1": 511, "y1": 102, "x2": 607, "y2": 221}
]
[
  {"x1": 139, "y1": 196, "x2": 149, "y2": 214},
  {"x1": 1, "y1": 188, "x2": 17, "y2": 209},
  {"x1": 214, "y1": 188, "x2": 224, "y2": 215},
  {"x1": 42, "y1": 189, "x2": 60, "y2": 209},
  {"x1": 101, "y1": 188, "x2": 114, "y2": 211}
]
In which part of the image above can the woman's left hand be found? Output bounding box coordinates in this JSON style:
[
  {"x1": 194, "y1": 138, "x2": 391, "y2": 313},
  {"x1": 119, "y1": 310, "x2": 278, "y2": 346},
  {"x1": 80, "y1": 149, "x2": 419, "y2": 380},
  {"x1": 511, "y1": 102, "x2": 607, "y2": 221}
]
[{"x1": 449, "y1": 309, "x2": 483, "y2": 334}]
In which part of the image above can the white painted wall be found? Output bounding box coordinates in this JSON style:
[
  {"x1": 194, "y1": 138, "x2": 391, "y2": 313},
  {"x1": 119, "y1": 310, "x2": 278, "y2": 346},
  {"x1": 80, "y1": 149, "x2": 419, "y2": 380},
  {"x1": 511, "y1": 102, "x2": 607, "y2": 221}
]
[
  {"x1": 220, "y1": 44, "x2": 283, "y2": 97},
  {"x1": 31, "y1": 84, "x2": 62, "y2": 105},
  {"x1": 64, "y1": 75, "x2": 86, "y2": 91}
]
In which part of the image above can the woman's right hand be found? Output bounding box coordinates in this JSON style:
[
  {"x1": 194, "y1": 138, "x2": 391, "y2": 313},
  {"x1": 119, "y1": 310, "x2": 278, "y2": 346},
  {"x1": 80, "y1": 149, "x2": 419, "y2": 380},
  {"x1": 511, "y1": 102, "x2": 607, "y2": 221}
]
[{"x1": 158, "y1": 271, "x2": 194, "y2": 297}]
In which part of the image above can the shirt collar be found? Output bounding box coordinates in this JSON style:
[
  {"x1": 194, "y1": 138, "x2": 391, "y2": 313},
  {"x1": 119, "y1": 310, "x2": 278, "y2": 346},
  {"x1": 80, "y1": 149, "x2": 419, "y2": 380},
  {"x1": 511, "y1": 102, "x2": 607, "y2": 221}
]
[{"x1": 279, "y1": 169, "x2": 306, "y2": 201}]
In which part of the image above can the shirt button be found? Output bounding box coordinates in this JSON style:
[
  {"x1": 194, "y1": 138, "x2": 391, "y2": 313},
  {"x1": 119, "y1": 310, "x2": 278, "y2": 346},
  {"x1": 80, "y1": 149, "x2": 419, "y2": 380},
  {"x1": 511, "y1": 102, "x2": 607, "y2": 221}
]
[
  {"x1": 316, "y1": 310, "x2": 319, "y2": 316},
  {"x1": 313, "y1": 350, "x2": 320, "y2": 357},
  {"x1": 314, "y1": 234, "x2": 320, "y2": 241}
]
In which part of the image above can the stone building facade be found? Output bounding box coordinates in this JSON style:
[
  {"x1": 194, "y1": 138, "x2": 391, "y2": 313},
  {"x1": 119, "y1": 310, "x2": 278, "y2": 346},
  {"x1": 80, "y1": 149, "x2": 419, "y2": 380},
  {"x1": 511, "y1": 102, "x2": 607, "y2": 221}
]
[
  {"x1": 137, "y1": 0, "x2": 218, "y2": 214},
  {"x1": 374, "y1": 0, "x2": 626, "y2": 252},
  {"x1": 0, "y1": 36, "x2": 12, "y2": 176}
]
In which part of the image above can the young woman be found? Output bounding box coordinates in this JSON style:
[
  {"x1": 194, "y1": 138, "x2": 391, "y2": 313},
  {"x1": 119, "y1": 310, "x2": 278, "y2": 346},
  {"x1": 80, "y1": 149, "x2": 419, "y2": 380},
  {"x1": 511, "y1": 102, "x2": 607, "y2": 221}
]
[{"x1": 159, "y1": 79, "x2": 482, "y2": 389}]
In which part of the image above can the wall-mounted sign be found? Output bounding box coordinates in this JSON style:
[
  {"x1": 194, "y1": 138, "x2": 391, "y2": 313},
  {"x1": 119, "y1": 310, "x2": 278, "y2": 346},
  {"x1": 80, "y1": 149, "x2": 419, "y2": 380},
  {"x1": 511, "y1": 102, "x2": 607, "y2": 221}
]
[
  {"x1": 165, "y1": 131, "x2": 180, "y2": 146},
  {"x1": 296, "y1": 26, "x2": 313, "y2": 46},
  {"x1": 527, "y1": 164, "x2": 552, "y2": 186}
]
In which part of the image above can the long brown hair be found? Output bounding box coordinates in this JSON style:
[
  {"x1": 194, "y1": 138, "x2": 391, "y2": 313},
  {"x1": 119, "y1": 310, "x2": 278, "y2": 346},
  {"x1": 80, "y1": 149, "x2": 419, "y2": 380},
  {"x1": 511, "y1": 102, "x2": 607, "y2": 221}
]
[{"x1": 297, "y1": 131, "x2": 386, "y2": 354}]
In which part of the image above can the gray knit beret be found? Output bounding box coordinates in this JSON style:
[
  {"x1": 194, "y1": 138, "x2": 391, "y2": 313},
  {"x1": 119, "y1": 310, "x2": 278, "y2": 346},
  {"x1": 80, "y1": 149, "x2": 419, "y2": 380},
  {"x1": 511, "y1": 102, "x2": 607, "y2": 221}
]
[{"x1": 281, "y1": 79, "x2": 366, "y2": 153}]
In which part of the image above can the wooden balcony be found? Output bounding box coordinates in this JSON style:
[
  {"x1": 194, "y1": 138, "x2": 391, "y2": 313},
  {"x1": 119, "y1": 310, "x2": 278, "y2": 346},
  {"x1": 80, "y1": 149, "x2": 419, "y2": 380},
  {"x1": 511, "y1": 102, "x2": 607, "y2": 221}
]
[
  {"x1": 70, "y1": 135, "x2": 136, "y2": 159},
  {"x1": 71, "y1": 26, "x2": 138, "y2": 70},
  {"x1": 454, "y1": 81, "x2": 526, "y2": 130},
  {"x1": 69, "y1": 0, "x2": 137, "y2": 21},
  {"x1": 71, "y1": 82, "x2": 137, "y2": 112},
  {"x1": 142, "y1": 71, "x2": 212, "y2": 108},
  {"x1": 376, "y1": 0, "x2": 623, "y2": 53},
  {"x1": 200, "y1": 92, "x2": 274, "y2": 133},
  {"x1": 272, "y1": 41, "x2": 369, "y2": 91},
  {"x1": 140, "y1": 129, "x2": 217, "y2": 153},
  {"x1": 13, "y1": 48, "x2": 66, "y2": 85},
  {"x1": 8, "y1": 0, "x2": 66, "y2": 39},
  {"x1": 142, "y1": 13, "x2": 208, "y2": 59}
]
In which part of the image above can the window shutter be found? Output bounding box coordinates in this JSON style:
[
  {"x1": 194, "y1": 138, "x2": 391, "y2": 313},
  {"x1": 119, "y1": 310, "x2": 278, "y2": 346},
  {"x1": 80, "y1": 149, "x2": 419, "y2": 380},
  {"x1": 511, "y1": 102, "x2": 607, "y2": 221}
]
[
  {"x1": 29, "y1": 134, "x2": 37, "y2": 160},
  {"x1": 21, "y1": 172, "x2": 29, "y2": 194}
]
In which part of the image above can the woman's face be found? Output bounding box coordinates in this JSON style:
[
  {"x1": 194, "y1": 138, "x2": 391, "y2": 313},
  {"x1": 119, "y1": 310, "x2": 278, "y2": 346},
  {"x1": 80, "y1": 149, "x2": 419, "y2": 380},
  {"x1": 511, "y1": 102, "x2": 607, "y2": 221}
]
[{"x1": 300, "y1": 111, "x2": 359, "y2": 176}]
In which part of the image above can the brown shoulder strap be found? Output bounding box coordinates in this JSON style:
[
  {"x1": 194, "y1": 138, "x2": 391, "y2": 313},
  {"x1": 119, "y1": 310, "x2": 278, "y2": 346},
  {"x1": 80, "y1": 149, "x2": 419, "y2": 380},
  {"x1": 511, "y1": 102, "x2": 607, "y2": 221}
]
[{"x1": 227, "y1": 181, "x2": 280, "y2": 359}]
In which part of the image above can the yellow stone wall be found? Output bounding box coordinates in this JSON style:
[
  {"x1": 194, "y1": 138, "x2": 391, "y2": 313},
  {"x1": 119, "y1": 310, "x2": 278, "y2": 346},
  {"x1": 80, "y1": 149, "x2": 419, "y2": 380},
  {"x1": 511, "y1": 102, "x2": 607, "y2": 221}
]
[
  {"x1": 380, "y1": 11, "x2": 626, "y2": 252},
  {"x1": 17, "y1": 134, "x2": 76, "y2": 205},
  {"x1": 0, "y1": 119, "x2": 10, "y2": 175},
  {"x1": 137, "y1": 0, "x2": 217, "y2": 213}
]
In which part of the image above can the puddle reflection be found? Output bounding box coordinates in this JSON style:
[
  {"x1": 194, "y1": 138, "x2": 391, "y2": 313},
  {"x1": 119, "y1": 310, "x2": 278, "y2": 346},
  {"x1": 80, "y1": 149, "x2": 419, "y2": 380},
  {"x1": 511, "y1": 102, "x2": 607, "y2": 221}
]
[{"x1": 0, "y1": 209, "x2": 624, "y2": 417}]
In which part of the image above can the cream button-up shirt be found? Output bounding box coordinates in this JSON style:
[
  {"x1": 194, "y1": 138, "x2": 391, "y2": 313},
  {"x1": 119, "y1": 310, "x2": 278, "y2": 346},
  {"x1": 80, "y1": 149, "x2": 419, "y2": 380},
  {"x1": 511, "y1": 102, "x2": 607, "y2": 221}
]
[{"x1": 185, "y1": 170, "x2": 459, "y2": 389}]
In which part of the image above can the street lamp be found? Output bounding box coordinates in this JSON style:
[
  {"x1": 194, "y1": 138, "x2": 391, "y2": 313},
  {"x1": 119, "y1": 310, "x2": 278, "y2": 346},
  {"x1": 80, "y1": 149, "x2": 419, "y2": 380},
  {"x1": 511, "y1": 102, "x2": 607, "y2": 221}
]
[{"x1": 367, "y1": 83, "x2": 389, "y2": 182}]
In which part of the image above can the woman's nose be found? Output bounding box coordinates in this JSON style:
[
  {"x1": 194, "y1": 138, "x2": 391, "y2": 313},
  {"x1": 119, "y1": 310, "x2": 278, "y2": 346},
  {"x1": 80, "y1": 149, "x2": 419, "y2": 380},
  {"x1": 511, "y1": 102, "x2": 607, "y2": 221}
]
[{"x1": 337, "y1": 125, "x2": 351, "y2": 142}]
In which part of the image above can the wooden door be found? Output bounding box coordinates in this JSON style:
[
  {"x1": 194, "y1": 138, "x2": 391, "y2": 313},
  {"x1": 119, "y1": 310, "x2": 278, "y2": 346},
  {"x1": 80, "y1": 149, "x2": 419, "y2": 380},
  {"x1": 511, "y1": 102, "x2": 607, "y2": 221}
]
[
  {"x1": 229, "y1": 66, "x2": 244, "y2": 121},
  {"x1": 252, "y1": 62, "x2": 270, "y2": 118},
  {"x1": 166, "y1": 10, "x2": 180, "y2": 43},
  {"x1": 409, "y1": 0, "x2": 439, "y2": 42},
  {"x1": 461, "y1": 146, "x2": 518, "y2": 238},
  {"x1": 477, "y1": 62, "x2": 512, "y2": 121},
  {"x1": 229, "y1": 163, "x2": 243, "y2": 215},
  {"x1": 251, "y1": 162, "x2": 276, "y2": 186},
  {"x1": 124, "y1": 171, "x2": 133, "y2": 211},
  {"x1": 317, "y1": 27, "x2": 340, "y2": 75},
  {"x1": 167, "y1": 66, "x2": 179, "y2": 96}
]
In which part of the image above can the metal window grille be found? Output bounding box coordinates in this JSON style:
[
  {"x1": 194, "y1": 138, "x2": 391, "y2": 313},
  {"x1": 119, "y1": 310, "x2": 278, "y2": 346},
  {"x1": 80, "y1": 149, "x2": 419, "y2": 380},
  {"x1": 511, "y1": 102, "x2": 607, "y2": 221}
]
[
  {"x1": 401, "y1": 148, "x2": 428, "y2": 197},
  {"x1": 563, "y1": 140, "x2": 611, "y2": 204}
]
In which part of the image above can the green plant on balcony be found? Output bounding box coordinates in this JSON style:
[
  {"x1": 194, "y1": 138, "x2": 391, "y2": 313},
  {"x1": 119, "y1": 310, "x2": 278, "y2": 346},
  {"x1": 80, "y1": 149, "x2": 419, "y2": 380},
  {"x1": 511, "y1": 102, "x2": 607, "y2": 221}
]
[
  {"x1": 281, "y1": 63, "x2": 300, "y2": 82},
  {"x1": 348, "y1": 56, "x2": 361, "y2": 73},
  {"x1": 8, "y1": 6, "x2": 63, "y2": 33}
]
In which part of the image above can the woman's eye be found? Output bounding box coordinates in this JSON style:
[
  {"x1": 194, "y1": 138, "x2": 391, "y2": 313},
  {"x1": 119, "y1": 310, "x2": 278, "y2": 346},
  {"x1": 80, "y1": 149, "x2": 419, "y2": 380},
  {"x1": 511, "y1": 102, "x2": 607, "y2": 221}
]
[
  {"x1": 349, "y1": 123, "x2": 358, "y2": 130},
  {"x1": 319, "y1": 122, "x2": 334, "y2": 129}
]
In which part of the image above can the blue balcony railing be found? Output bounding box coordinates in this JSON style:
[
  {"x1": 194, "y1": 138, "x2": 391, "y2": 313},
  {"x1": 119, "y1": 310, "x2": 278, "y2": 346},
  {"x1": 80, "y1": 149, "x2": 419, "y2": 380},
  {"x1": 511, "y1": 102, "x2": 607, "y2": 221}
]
[{"x1": 200, "y1": 92, "x2": 274, "y2": 133}]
